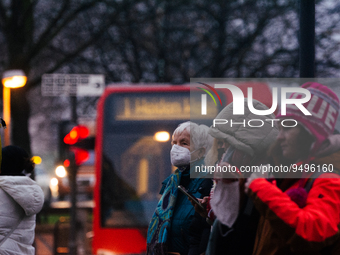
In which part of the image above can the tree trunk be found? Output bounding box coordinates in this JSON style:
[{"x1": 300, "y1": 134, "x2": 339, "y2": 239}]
[{"x1": 11, "y1": 85, "x2": 31, "y2": 155}]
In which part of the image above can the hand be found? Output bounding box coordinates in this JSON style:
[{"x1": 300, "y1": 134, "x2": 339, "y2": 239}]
[
  {"x1": 188, "y1": 196, "x2": 209, "y2": 218},
  {"x1": 244, "y1": 167, "x2": 269, "y2": 193}
]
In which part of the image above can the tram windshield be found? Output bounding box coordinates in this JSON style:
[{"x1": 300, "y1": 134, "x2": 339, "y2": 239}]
[{"x1": 100, "y1": 92, "x2": 191, "y2": 228}]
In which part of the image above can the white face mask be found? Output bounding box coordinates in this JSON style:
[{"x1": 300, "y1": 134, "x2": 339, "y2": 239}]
[
  {"x1": 190, "y1": 148, "x2": 203, "y2": 164},
  {"x1": 170, "y1": 144, "x2": 191, "y2": 167}
]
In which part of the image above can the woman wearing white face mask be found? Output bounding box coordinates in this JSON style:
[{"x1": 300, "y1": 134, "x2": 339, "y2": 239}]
[{"x1": 147, "y1": 121, "x2": 213, "y2": 255}]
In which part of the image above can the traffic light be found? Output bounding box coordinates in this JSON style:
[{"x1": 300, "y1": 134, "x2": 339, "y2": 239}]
[
  {"x1": 67, "y1": 148, "x2": 89, "y2": 166},
  {"x1": 63, "y1": 125, "x2": 89, "y2": 145},
  {"x1": 63, "y1": 124, "x2": 90, "y2": 166},
  {"x1": 58, "y1": 120, "x2": 77, "y2": 163},
  {"x1": 58, "y1": 121, "x2": 93, "y2": 166}
]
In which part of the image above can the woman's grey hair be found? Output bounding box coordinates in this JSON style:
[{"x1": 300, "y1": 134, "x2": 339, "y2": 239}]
[{"x1": 173, "y1": 121, "x2": 213, "y2": 156}]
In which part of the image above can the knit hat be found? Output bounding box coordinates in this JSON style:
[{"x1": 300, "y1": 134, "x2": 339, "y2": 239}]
[{"x1": 276, "y1": 82, "x2": 340, "y2": 153}]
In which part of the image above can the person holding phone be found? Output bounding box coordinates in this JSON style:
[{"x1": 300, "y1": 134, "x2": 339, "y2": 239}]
[
  {"x1": 177, "y1": 185, "x2": 205, "y2": 210},
  {"x1": 147, "y1": 121, "x2": 213, "y2": 255}
]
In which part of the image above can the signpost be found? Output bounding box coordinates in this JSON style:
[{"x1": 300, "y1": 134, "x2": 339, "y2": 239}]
[
  {"x1": 41, "y1": 74, "x2": 105, "y2": 96},
  {"x1": 42, "y1": 73, "x2": 104, "y2": 255}
]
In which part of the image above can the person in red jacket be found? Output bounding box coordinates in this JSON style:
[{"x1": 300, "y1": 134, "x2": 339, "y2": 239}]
[{"x1": 245, "y1": 82, "x2": 340, "y2": 254}]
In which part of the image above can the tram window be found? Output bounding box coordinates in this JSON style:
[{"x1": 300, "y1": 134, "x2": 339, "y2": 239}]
[{"x1": 100, "y1": 130, "x2": 173, "y2": 228}]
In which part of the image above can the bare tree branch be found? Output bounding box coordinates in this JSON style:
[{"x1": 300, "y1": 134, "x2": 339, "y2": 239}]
[{"x1": 25, "y1": 1, "x2": 101, "y2": 63}]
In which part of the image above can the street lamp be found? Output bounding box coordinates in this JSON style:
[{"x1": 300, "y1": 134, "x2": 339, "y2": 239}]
[{"x1": 2, "y1": 70, "x2": 27, "y2": 146}]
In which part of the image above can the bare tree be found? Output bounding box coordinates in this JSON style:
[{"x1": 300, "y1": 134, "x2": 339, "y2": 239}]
[
  {"x1": 2, "y1": 0, "x2": 340, "y2": 154},
  {"x1": 86, "y1": 0, "x2": 301, "y2": 83},
  {"x1": 0, "y1": 0, "x2": 143, "y2": 153}
]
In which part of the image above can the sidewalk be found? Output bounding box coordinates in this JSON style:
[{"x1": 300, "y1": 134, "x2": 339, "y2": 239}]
[
  {"x1": 35, "y1": 222, "x2": 93, "y2": 255},
  {"x1": 35, "y1": 225, "x2": 54, "y2": 255}
]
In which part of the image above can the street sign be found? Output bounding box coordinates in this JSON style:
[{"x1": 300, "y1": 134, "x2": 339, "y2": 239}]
[{"x1": 41, "y1": 74, "x2": 105, "y2": 96}]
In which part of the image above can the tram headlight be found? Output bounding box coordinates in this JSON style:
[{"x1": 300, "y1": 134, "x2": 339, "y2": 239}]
[{"x1": 154, "y1": 131, "x2": 170, "y2": 142}]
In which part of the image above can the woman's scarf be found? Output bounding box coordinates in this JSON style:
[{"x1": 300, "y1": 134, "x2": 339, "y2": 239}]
[{"x1": 146, "y1": 169, "x2": 181, "y2": 255}]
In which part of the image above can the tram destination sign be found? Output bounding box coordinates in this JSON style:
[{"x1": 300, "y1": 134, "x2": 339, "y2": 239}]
[
  {"x1": 111, "y1": 93, "x2": 218, "y2": 121},
  {"x1": 41, "y1": 73, "x2": 105, "y2": 96}
]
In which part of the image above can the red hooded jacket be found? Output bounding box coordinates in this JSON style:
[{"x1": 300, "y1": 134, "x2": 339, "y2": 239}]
[{"x1": 248, "y1": 152, "x2": 340, "y2": 255}]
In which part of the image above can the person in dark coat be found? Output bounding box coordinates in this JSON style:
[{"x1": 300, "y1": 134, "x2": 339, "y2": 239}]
[{"x1": 147, "y1": 121, "x2": 213, "y2": 255}]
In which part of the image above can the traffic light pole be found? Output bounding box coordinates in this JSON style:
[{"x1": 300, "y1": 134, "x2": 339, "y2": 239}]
[
  {"x1": 69, "y1": 96, "x2": 78, "y2": 255},
  {"x1": 69, "y1": 159, "x2": 78, "y2": 255}
]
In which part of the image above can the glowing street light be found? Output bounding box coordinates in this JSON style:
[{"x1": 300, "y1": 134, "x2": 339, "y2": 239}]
[
  {"x1": 50, "y1": 177, "x2": 59, "y2": 187},
  {"x1": 32, "y1": 156, "x2": 42, "y2": 165},
  {"x1": 55, "y1": 165, "x2": 67, "y2": 178},
  {"x1": 2, "y1": 70, "x2": 27, "y2": 88},
  {"x1": 2, "y1": 70, "x2": 27, "y2": 146}
]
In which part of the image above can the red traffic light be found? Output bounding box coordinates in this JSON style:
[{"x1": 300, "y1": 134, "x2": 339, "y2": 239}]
[
  {"x1": 63, "y1": 148, "x2": 89, "y2": 166},
  {"x1": 64, "y1": 159, "x2": 71, "y2": 167},
  {"x1": 71, "y1": 148, "x2": 90, "y2": 166},
  {"x1": 64, "y1": 125, "x2": 89, "y2": 145}
]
